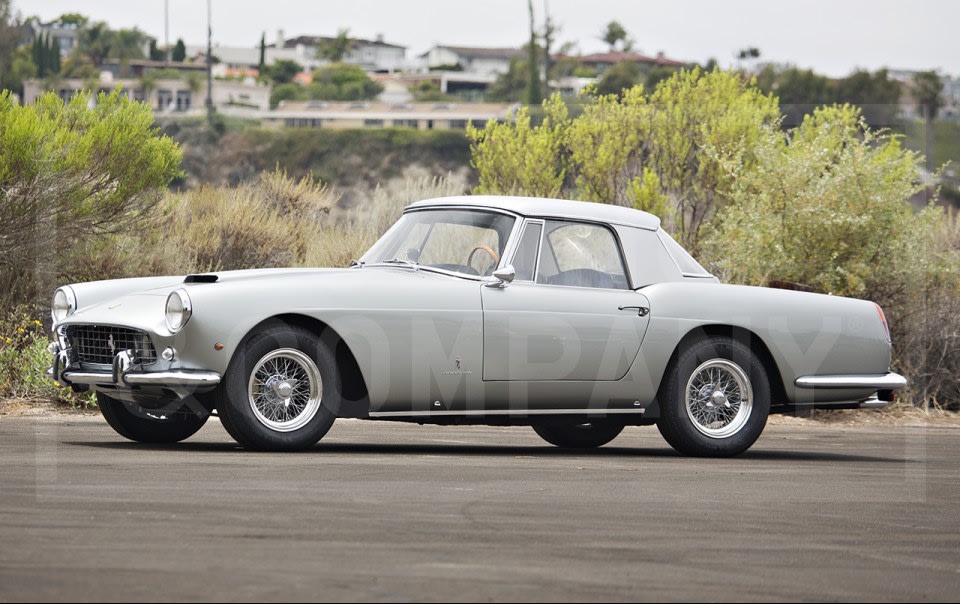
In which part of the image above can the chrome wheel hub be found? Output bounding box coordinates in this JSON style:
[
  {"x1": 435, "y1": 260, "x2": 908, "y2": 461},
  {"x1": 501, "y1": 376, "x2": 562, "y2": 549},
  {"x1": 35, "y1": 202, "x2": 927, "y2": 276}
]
[
  {"x1": 685, "y1": 358, "x2": 753, "y2": 439},
  {"x1": 248, "y1": 349, "x2": 322, "y2": 432}
]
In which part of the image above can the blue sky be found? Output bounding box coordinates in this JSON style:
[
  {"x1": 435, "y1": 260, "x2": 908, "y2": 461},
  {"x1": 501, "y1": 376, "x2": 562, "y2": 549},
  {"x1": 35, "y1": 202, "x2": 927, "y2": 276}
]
[{"x1": 24, "y1": 0, "x2": 959, "y2": 77}]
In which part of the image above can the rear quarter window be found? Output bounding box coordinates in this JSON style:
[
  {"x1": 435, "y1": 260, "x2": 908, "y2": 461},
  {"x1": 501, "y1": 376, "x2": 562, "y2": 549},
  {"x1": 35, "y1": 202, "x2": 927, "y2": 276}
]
[{"x1": 657, "y1": 230, "x2": 712, "y2": 277}]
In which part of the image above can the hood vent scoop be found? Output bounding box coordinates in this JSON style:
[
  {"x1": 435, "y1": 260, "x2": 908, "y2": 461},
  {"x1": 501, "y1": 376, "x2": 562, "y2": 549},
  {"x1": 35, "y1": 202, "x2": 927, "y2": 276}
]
[{"x1": 184, "y1": 274, "x2": 219, "y2": 284}]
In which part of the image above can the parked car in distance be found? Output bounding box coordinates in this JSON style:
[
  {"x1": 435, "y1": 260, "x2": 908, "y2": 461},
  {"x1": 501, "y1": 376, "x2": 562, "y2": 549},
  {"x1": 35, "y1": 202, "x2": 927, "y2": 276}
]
[{"x1": 49, "y1": 196, "x2": 906, "y2": 456}]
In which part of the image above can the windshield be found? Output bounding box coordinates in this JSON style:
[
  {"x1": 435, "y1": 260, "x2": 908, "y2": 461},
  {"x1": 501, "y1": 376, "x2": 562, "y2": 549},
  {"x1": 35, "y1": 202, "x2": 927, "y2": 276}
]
[{"x1": 361, "y1": 209, "x2": 516, "y2": 276}]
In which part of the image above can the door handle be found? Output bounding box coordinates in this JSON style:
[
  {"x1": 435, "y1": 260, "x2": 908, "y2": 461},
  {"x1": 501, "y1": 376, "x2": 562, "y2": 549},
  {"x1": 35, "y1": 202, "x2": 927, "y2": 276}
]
[{"x1": 618, "y1": 305, "x2": 649, "y2": 317}]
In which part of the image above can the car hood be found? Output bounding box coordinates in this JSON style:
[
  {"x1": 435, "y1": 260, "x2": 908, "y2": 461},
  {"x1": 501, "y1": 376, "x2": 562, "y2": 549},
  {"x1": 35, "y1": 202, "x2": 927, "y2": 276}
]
[{"x1": 57, "y1": 266, "x2": 467, "y2": 333}]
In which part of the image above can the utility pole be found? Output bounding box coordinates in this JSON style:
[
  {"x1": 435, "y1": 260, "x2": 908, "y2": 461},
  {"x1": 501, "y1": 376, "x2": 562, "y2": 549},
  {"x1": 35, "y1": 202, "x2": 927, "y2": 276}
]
[
  {"x1": 164, "y1": 0, "x2": 170, "y2": 65},
  {"x1": 206, "y1": 0, "x2": 213, "y2": 125},
  {"x1": 542, "y1": 0, "x2": 554, "y2": 97}
]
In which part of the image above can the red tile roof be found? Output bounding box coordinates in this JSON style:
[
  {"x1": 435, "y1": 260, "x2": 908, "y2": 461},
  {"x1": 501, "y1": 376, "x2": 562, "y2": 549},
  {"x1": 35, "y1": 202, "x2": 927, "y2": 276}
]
[{"x1": 576, "y1": 51, "x2": 687, "y2": 67}]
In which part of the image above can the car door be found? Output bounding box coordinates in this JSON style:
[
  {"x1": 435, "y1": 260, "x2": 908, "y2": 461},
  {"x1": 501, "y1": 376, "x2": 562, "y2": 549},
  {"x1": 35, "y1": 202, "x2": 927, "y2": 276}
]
[{"x1": 481, "y1": 219, "x2": 651, "y2": 382}]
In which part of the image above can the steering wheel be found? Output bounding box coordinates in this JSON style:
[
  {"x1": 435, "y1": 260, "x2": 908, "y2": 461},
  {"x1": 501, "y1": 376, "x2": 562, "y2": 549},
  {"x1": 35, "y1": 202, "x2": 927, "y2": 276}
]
[{"x1": 466, "y1": 244, "x2": 500, "y2": 274}]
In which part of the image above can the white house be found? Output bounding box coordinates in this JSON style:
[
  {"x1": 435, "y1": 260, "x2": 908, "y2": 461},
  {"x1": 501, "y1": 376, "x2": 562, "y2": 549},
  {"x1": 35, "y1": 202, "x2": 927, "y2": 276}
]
[
  {"x1": 281, "y1": 34, "x2": 406, "y2": 72},
  {"x1": 420, "y1": 45, "x2": 523, "y2": 76}
]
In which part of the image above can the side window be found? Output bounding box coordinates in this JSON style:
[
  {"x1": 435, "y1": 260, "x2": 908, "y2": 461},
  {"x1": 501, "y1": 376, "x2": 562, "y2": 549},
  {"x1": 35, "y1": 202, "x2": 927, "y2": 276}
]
[
  {"x1": 511, "y1": 222, "x2": 542, "y2": 281},
  {"x1": 536, "y1": 221, "x2": 629, "y2": 289}
]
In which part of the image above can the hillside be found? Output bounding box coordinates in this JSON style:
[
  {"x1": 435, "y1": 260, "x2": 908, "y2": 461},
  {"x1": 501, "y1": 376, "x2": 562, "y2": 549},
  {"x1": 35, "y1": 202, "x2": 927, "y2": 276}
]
[{"x1": 159, "y1": 117, "x2": 475, "y2": 206}]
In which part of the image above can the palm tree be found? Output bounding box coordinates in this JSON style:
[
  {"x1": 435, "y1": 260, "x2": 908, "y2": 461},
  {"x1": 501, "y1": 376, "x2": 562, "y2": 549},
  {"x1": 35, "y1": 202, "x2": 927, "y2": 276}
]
[
  {"x1": 110, "y1": 28, "x2": 147, "y2": 78},
  {"x1": 601, "y1": 21, "x2": 632, "y2": 53}
]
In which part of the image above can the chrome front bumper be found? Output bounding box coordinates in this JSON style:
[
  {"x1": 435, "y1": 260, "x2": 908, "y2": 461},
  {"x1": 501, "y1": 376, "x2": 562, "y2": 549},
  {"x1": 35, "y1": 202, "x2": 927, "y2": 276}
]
[
  {"x1": 794, "y1": 372, "x2": 907, "y2": 390},
  {"x1": 50, "y1": 346, "x2": 221, "y2": 389},
  {"x1": 52, "y1": 369, "x2": 222, "y2": 388}
]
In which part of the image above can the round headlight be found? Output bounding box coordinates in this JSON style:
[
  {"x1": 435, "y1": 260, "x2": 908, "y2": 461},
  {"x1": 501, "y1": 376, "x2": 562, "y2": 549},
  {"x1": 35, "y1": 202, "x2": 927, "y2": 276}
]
[
  {"x1": 165, "y1": 289, "x2": 192, "y2": 333},
  {"x1": 51, "y1": 287, "x2": 77, "y2": 323}
]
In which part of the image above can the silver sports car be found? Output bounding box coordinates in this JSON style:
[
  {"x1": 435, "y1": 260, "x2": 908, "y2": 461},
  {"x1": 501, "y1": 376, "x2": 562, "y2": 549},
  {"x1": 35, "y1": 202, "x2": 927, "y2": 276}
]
[{"x1": 49, "y1": 196, "x2": 906, "y2": 456}]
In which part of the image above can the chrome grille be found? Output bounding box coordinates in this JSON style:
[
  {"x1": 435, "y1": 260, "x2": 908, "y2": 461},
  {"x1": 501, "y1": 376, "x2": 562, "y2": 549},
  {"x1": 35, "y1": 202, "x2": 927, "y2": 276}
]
[{"x1": 66, "y1": 325, "x2": 157, "y2": 366}]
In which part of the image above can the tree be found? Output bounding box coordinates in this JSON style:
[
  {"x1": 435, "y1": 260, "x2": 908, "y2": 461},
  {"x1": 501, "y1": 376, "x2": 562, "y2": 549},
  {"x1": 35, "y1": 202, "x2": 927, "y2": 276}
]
[
  {"x1": 913, "y1": 71, "x2": 943, "y2": 173},
  {"x1": 469, "y1": 68, "x2": 780, "y2": 250},
  {"x1": 33, "y1": 34, "x2": 45, "y2": 77},
  {"x1": 308, "y1": 62, "x2": 383, "y2": 100},
  {"x1": 468, "y1": 95, "x2": 569, "y2": 198},
  {"x1": 526, "y1": 0, "x2": 541, "y2": 105},
  {"x1": 108, "y1": 28, "x2": 148, "y2": 77},
  {"x1": 593, "y1": 60, "x2": 641, "y2": 96},
  {"x1": 834, "y1": 69, "x2": 900, "y2": 126},
  {"x1": 149, "y1": 38, "x2": 163, "y2": 61},
  {"x1": 488, "y1": 58, "x2": 528, "y2": 102},
  {"x1": 702, "y1": 104, "x2": 938, "y2": 301},
  {"x1": 1, "y1": 45, "x2": 36, "y2": 97},
  {"x1": 78, "y1": 21, "x2": 112, "y2": 65},
  {"x1": 258, "y1": 32, "x2": 266, "y2": 74},
  {"x1": 50, "y1": 36, "x2": 61, "y2": 74},
  {"x1": 52, "y1": 13, "x2": 88, "y2": 27},
  {"x1": 754, "y1": 65, "x2": 832, "y2": 125},
  {"x1": 185, "y1": 71, "x2": 203, "y2": 95},
  {"x1": 171, "y1": 37, "x2": 186, "y2": 62},
  {"x1": 410, "y1": 80, "x2": 450, "y2": 102},
  {"x1": 317, "y1": 29, "x2": 352, "y2": 62},
  {"x1": 0, "y1": 89, "x2": 182, "y2": 308},
  {"x1": 601, "y1": 21, "x2": 631, "y2": 52},
  {"x1": 269, "y1": 82, "x2": 302, "y2": 108},
  {"x1": 0, "y1": 0, "x2": 21, "y2": 85},
  {"x1": 541, "y1": 2, "x2": 557, "y2": 96},
  {"x1": 264, "y1": 59, "x2": 303, "y2": 84},
  {"x1": 140, "y1": 72, "x2": 157, "y2": 104},
  {"x1": 754, "y1": 65, "x2": 901, "y2": 128},
  {"x1": 736, "y1": 47, "x2": 761, "y2": 74}
]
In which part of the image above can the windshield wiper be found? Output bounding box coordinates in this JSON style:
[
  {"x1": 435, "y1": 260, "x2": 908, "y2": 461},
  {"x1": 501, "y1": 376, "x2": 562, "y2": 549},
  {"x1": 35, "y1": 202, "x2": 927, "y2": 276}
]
[{"x1": 382, "y1": 258, "x2": 420, "y2": 271}]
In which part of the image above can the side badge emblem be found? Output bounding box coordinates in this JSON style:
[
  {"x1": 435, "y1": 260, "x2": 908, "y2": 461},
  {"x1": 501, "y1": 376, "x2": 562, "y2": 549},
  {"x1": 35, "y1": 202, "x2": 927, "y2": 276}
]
[{"x1": 442, "y1": 355, "x2": 472, "y2": 376}]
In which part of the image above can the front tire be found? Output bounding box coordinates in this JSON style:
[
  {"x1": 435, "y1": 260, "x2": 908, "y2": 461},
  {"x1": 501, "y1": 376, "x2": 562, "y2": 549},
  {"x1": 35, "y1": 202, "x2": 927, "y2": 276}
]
[
  {"x1": 97, "y1": 393, "x2": 208, "y2": 443},
  {"x1": 656, "y1": 336, "x2": 770, "y2": 457},
  {"x1": 533, "y1": 419, "x2": 624, "y2": 449},
  {"x1": 216, "y1": 323, "x2": 339, "y2": 451}
]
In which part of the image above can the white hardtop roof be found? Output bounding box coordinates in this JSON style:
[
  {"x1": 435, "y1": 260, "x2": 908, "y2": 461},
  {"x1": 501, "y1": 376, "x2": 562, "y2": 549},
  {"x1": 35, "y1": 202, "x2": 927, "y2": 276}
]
[{"x1": 406, "y1": 196, "x2": 661, "y2": 230}]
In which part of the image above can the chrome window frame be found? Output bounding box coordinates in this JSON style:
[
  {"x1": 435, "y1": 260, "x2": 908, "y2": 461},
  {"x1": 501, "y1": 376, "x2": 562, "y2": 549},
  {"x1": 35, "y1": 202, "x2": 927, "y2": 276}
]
[
  {"x1": 511, "y1": 217, "x2": 635, "y2": 291},
  {"x1": 507, "y1": 218, "x2": 545, "y2": 283}
]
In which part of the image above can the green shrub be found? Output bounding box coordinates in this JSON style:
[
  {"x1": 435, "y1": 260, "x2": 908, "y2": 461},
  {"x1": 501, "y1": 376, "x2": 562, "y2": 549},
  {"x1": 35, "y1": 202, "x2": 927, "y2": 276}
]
[
  {"x1": 0, "y1": 309, "x2": 94, "y2": 408},
  {"x1": 0, "y1": 89, "x2": 181, "y2": 313},
  {"x1": 469, "y1": 69, "x2": 780, "y2": 252}
]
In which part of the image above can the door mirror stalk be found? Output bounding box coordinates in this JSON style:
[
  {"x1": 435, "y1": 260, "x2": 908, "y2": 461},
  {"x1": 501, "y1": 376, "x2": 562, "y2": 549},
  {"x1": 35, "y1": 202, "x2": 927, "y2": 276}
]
[{"x1": 485, "y1": 265, "x2": 516, "y2": 288}]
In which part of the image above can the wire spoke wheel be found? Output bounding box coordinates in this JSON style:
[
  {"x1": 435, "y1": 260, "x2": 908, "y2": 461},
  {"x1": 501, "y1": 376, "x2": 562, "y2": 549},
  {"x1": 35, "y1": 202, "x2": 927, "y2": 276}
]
[
  {"x1": 247, "y1": 348, "x2": 322, "y2": 433},
  {"x1": 684, "y1": 358, "x2": 753, "y2": 439}
]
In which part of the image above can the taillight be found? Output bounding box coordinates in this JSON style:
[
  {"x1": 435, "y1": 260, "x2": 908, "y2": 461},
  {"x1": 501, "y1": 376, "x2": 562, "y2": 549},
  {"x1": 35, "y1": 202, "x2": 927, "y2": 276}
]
[{"x1": 874, "y1": 303, "x2": 891, "y2": 343}]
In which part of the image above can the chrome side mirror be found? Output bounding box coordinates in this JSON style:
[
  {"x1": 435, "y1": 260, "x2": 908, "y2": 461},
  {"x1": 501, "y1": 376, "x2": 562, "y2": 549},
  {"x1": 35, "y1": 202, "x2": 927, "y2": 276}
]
[{"x1": 485, "y1": 265, "x2": 516, "y2": 288}]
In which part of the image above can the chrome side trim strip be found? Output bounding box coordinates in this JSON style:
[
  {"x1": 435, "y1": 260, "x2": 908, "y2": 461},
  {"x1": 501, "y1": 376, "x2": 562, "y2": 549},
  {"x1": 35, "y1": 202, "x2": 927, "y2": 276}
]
[
  {"x1": 795, "y1": 372, "x2": 907, "y2": 390},
  {"x1": 370, "y1": 408, "x2": 647, "y2": 418}
]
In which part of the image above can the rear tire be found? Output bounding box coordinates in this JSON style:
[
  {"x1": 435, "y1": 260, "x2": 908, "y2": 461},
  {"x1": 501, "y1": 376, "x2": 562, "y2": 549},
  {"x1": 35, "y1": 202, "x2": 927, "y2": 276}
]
[
  {"x1": 97, "y1": 393, "x2": 208, "y2": 443},
  {"x1": 656, "y1": 336, "x2": 770, "y2": 457},
  {"x1": 533, "y1": 419, "x2": 624, "y2": 449},
  {"x1": 216, "y1": 323, "x2": 339, "y2": 451}
]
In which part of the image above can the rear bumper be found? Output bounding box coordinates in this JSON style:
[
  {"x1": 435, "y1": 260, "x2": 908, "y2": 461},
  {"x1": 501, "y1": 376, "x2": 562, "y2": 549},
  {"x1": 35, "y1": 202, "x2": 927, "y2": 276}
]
[{"x1": 794, "y1": 372, "x2": 907, "y2": 390}]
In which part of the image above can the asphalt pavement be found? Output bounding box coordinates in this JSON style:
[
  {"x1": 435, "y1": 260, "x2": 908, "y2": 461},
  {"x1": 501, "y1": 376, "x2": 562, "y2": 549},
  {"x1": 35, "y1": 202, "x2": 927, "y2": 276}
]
[{"x1": 0, "y1": 414, "x2": 957, "y2": 602}]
